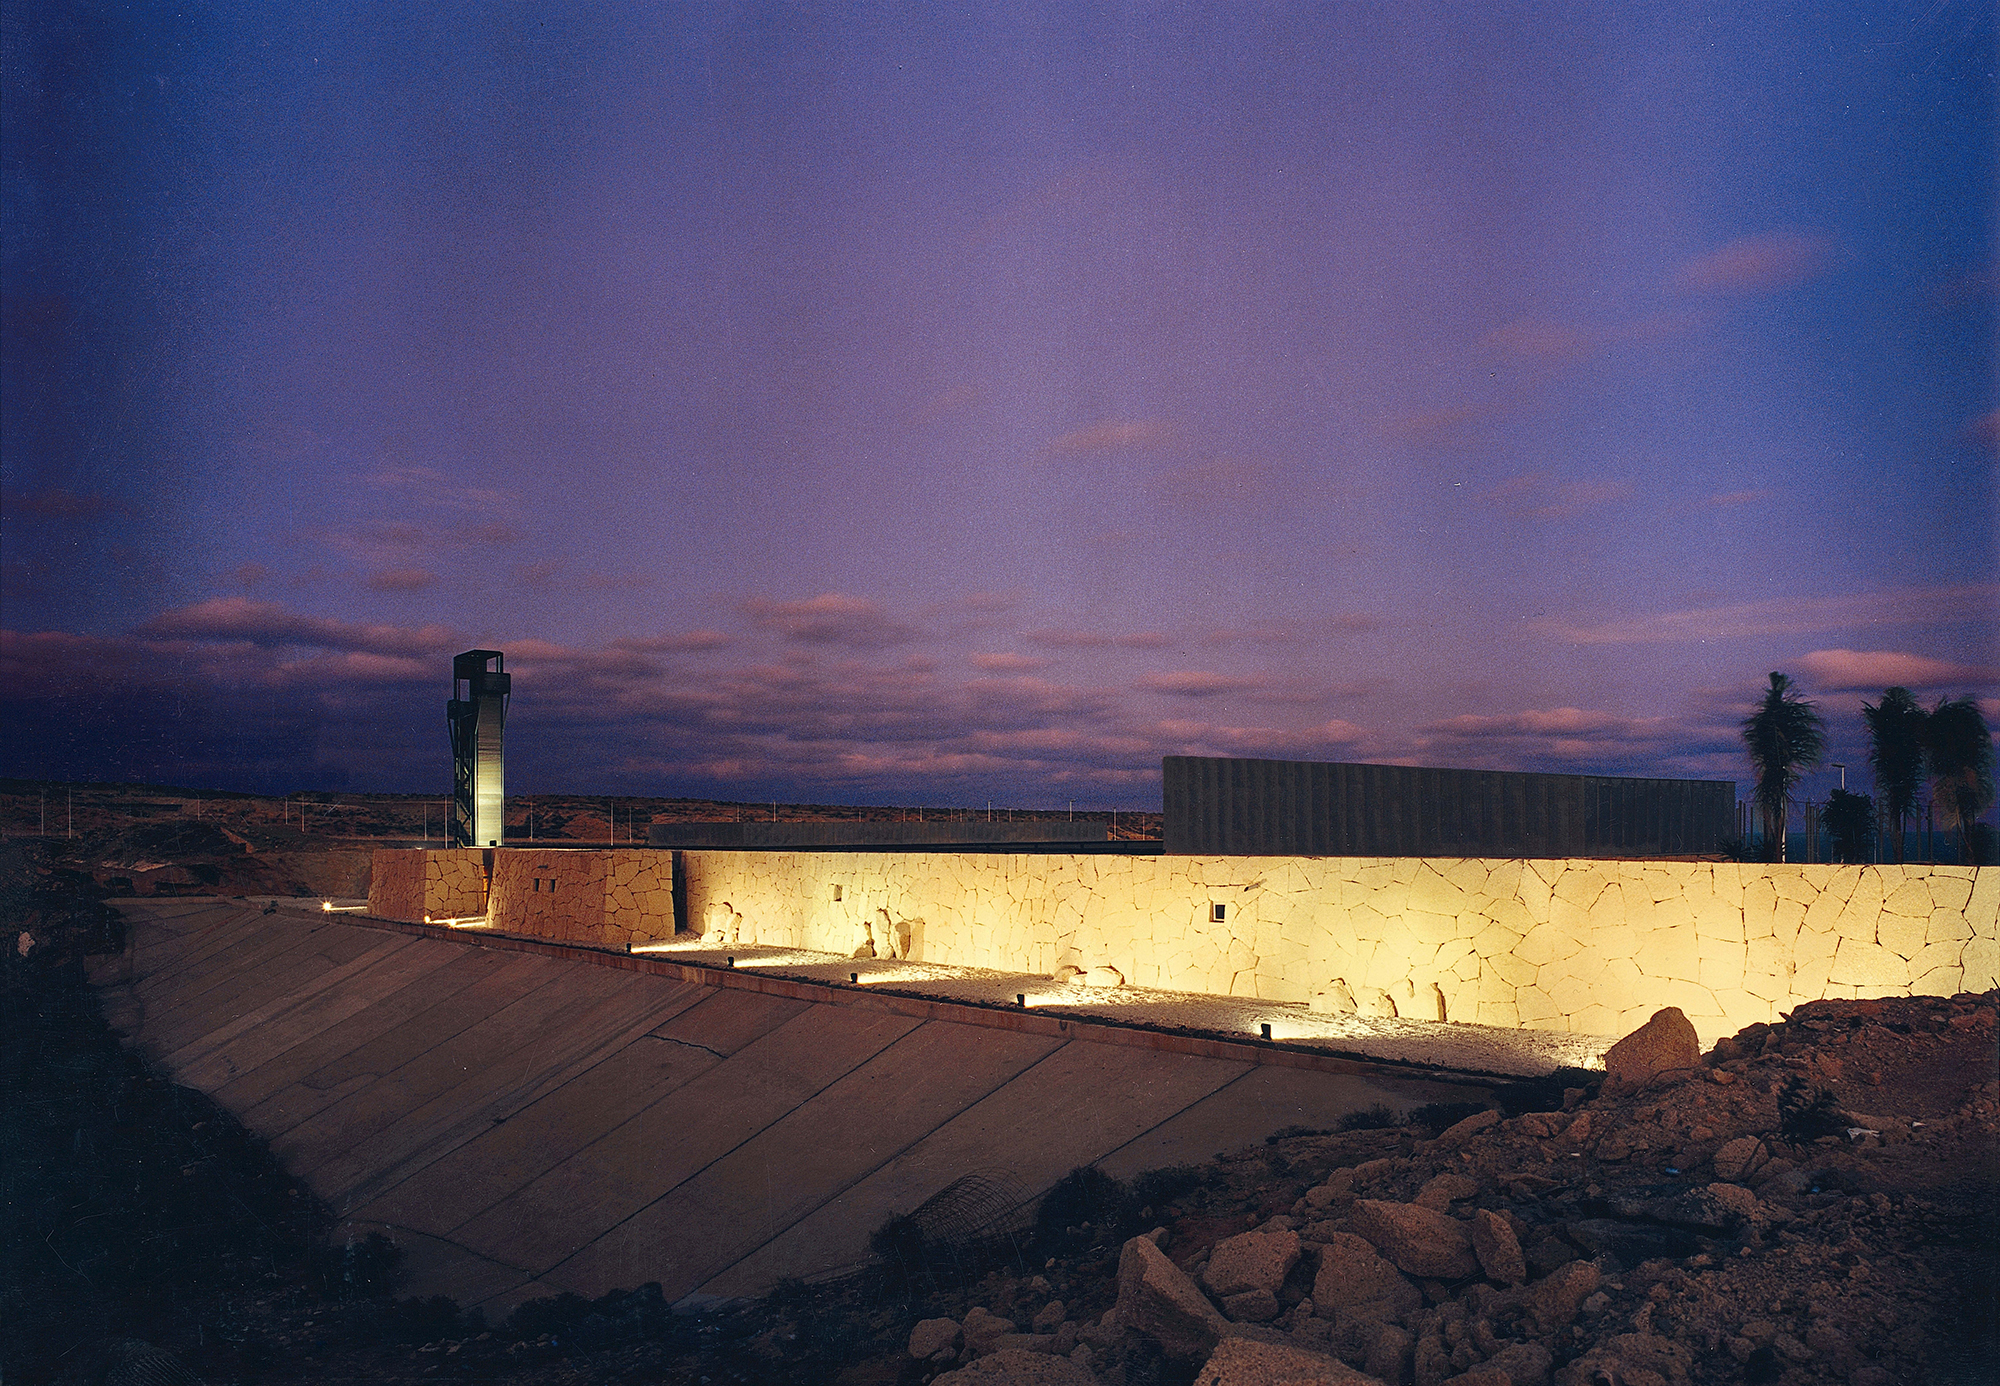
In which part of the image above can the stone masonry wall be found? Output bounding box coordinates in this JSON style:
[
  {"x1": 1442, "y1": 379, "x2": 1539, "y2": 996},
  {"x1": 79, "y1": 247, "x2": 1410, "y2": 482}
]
[
  {"x1": 679, "y1": 851, "x2": 1998, "y2": 1044},
  {"x1": 367, "y1": 848, "x2": 674, "y2": 947},
  {"x1": 367, "y1": 848, "x2": 489, "y2": 923},
  {"x1": 486, "y1": 848, "x2": 675, "y2": 948}
]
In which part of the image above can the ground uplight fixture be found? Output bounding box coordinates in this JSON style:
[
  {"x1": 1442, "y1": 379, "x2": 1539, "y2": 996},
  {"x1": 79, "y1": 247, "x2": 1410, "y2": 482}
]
[
  {"x1": 850, "y1": 971, "x2": 859, "y2": 983},
  {"x1": 1260, "y1": 1023, "x2": 1272, "y2": 1040},
  {"x1": 1016, "y1": 993, "x2": 1026, "y2": 1007}
]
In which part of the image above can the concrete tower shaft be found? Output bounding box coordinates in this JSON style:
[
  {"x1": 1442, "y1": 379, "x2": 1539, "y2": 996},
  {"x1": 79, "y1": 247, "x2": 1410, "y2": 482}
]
[{"x1": 448, "y1": 649, "x2": 508, "y2": 847}]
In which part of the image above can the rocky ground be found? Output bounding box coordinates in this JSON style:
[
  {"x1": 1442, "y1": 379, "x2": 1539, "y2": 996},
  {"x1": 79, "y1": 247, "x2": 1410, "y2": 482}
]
[{"x1": 3, "y1": 853, "x2": 1994, "y2": 1386}]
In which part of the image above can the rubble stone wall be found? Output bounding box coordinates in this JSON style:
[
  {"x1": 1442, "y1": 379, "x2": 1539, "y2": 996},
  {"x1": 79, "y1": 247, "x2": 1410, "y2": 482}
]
[
  {"x1": 679, "y1": 851, "x2": 1998, "y2": 1044},
  {"x1": 367, "y1": 847, "x2": 674, "y2": 947},
  {"x1": 486, "y1": 848, "x2": 675, "y2": 948},
  {"x1": 367, "y1": 848, "x2": 488, "y2": 923}
]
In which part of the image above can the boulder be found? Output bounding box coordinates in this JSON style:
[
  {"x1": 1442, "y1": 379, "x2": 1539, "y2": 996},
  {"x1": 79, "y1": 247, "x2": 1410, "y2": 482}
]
[
  {"x1": 1204, "y1": 1229, "x2": 1302, "y2": 1299},
  {"x1": 934, "y1": 1347, "x2": 1103, "y2": 1386},
  {"x1": 1085, "y1": 966, "x2": 1125, "y2": 988},
  {"x1": 1712, "y1": 1136, "x2": 1769, "y2": 1182},
  {"x1": 1192, "y1": 1337, "x2": 1385, "y2": 1385},
  {"x1": 1031, "y1": 1301, "x2": 1067, "y2": 1333},
  {"x1": 1482, "y1": 1341, "x2": 1554, "y2": 1386},
  {"x1": 1433, "y1": 1109, "x2": 1501, "y2": 1147},
  {"x1": 1311, "y1": 1232, "x2": 1422, "y2": 1321},
  {"x1": 1602, "y1": 1008, "x2": 1701, "y2": 1089},
  {"x1": 909, "y1": 1318, "x2": 963, "y2": 1359},
  {"x1": 1115, "y1": 1232, "x2": 1229, "y2": 1359},
  {"x1": 1469, "y1": 1208, "x2": 1527, "y2": 1286},
  {"x1": 1528, "y1": 1260, "x2": 1601, "y2": 1332},
  {"x1": 964, "y1": 1306, "x2": 1018, "y2": 1354},
  {"x1": 1554, "y1": 1332, "x2": 1692, "y2": 1386},
  {"x1": 990, "y1": 1334, "x2": 1059, "y2": 1355},
  {"x1": 1363, "y1": 1323, "x2": 1414, "y2": 1382},
  {"x1": 1347, "y1": 1200, "x2": 1479, "y2": 1279},
  {"x1": 1618, "y1": 1182, "x2": 1763, "y2": 1235},
  {"x1": 1414, "y1": 1332, "x2": 1451, "y2": 1386},
  {"x1": 1414, "y1": 1172, "x2": 1480, "y2": 1210},
  {"x1": 1221, "y1": 1289, "x2": 1282, "y2": 1323}
]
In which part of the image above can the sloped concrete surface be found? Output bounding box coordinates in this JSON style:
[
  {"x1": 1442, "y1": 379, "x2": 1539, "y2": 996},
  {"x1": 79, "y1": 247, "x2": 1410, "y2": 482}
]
[{"x1": 92, "y1": 900, "x2": 1488, "y2": 1311}]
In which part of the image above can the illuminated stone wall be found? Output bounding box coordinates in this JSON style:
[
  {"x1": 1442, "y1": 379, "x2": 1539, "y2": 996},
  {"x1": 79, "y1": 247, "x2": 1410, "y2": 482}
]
[
  {"x1": 678, "y1": 851, "x2": 1998, "y2": 1044},
  {"x1": 486, "y1": 848, "x2": 675, "y2": 948},
  {"x1": 367, "y1": 848, "x2": 488, "y2": 922},
  {"x1": 367, "y1": 848, "x2": 674, "y2": 948}
]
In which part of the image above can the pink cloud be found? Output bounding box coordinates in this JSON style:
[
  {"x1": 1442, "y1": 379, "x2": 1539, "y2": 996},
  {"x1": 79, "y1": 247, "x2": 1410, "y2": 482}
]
[
  {"x1": 469, "y1": 521, "x2": 524, "y2": 544},
  {"x1": 1483, "y1": 472, "x2": 1629, "y2": 518},
  {"x1": 971, "y1": 652, "x2": 1051, "y2": 672},
  {"x1": 1548, "y1": 584, "x2": 1999, "y2": 645},
  {"x1": 132, "y1": 598, "x2": 453, "y2": 657},
  {"x1": 1044, "y1": 419, "x2": 1175, "y2": 455},
  {"x1": 1137, "y1": 670, "x2": 1263, "y2": 697},
  {"x1": 1146, "y1": 717, "x2": 1372, "y2": 759},
  {"x1": 1795, "y1": 648, "x2": 2000, "y2": 692},
  {"x1": 1203, "y1": 614, "x2": 1380, "y2": 646},
  {"x1": 1673, "y1": 232, "x2": 1832, "y2": 294},
  {"x1": 614, "y1": 630, "x2": 732, "y2": 653},
  {"x1": 742, "y1": 592, "x2": 916, "y2": 647},
  {"x1": 1025, "y1": 628, "x2": 1172, "y2": 649},
  {"x1": 1412, "y1": 704, "x2": 1742, "y2": 775},
  {"x1": 367, "y1": 567, "x2": 437, "y2": 592}
]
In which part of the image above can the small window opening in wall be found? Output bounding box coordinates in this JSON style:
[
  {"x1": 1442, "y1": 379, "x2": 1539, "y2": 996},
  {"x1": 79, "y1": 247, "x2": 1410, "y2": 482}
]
[
  {"x1": 1210, "y1": 902, "x2": 1227, "y2": 923},
  {"x1": 832, "y1": 885, "x2": 843, "y2": 902},
  {"x1": 534, "y1": 878, "x2": 541, "y2": 892}
]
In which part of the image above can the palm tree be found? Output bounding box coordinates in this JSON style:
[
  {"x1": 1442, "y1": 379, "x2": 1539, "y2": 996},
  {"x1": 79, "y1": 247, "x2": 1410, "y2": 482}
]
[
  {"x1": 1862, "y1": 686, "x2": 1928, "y2": 861},
  {"x1": 1924, "y1": 697, "x2": 1995, "y2": 865},
  {"x1": 1741, "y1": 672, "x2": 1826, "y2": 861}
]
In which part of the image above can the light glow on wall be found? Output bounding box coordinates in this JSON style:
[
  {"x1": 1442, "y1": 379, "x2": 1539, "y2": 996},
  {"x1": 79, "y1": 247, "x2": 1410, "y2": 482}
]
[{"x1": 424, "y1": 913, "x2": 494, "y2": 929}]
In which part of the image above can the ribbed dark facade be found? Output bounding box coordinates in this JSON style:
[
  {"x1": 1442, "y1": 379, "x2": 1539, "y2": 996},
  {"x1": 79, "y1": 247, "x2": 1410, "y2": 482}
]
[{"x1": 1163, "y1": 756, "x2": 1734, "y2": 858}]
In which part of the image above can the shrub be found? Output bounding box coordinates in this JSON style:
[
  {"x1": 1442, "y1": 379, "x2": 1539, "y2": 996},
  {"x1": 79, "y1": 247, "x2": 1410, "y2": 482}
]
[
  {"x1": 1777, "y1": 1078, "x2": 1847, "y2": 1143},
  {"x1": 1034, "y1": 1165, "x2": 1129, "y2": 1243}
]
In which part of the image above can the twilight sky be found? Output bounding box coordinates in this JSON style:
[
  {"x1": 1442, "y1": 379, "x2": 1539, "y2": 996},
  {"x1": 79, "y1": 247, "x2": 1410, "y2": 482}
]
[{"x1": 3, "y1": 1, "x2": 1994, "y2": 808}]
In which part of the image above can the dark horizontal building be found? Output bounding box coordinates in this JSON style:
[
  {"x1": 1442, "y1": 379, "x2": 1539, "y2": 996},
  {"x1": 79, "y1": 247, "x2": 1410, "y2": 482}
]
[{"x1": 1163, "y1": 755, "x2": 1734, "y2": 859}]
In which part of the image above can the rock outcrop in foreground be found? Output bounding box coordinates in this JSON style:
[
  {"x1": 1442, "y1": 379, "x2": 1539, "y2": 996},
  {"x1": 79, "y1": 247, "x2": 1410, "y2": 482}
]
[{"x1": 914, "y1": 994, "x2": 1998, "y2": 1386}]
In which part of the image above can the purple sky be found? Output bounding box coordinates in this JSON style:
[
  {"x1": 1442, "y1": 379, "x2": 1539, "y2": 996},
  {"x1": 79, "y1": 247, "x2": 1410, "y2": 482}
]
[{"x1": 4, "y1": 1, "x2": 1994, "y2": 808}]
